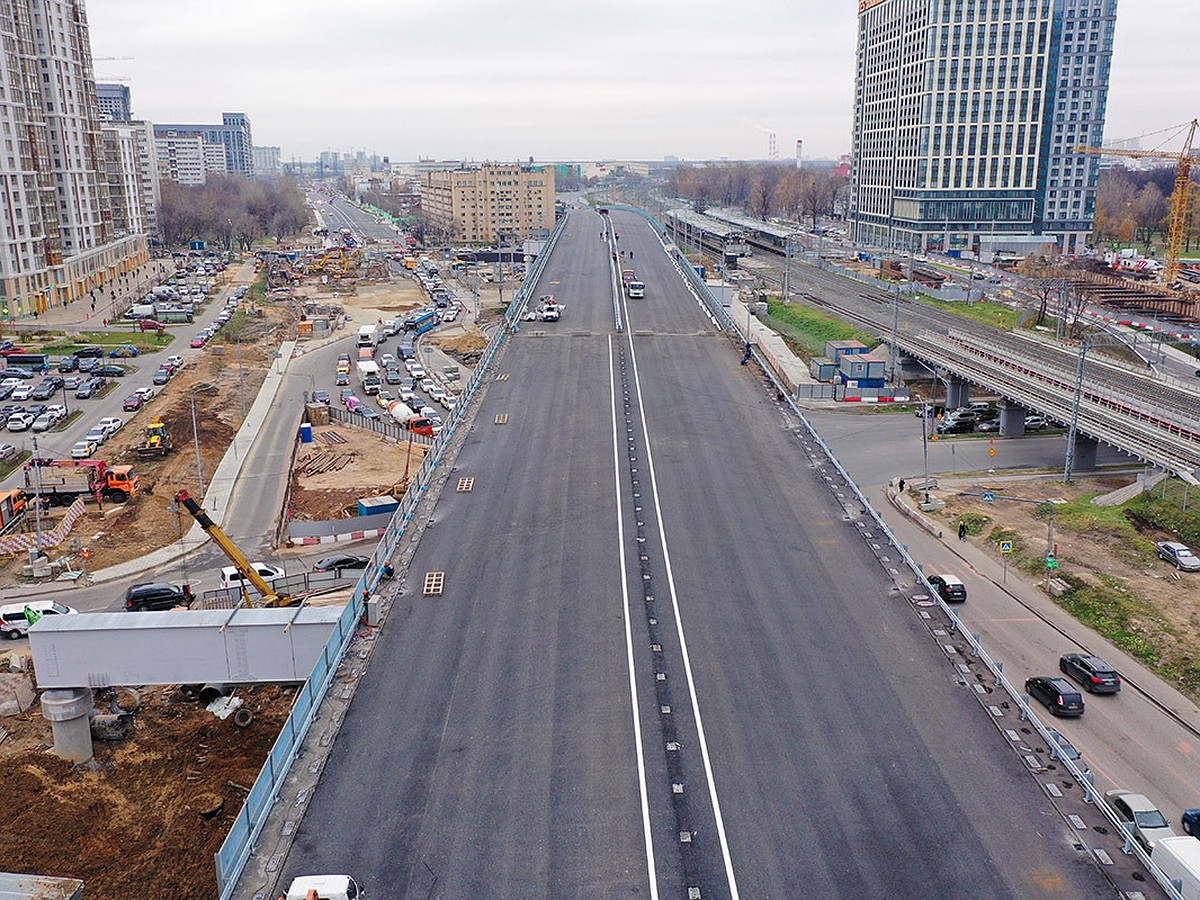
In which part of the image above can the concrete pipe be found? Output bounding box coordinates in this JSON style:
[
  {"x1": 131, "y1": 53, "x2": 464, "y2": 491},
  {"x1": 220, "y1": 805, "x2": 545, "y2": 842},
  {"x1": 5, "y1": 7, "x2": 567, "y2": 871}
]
[{"x1": 198, "y1": 683, "x2": 231, "y2": 705}]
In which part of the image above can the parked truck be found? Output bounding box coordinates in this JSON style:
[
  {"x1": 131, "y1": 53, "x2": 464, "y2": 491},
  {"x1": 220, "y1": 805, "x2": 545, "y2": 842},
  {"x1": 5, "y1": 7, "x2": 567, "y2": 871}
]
[
  {"x1": 356, "y1": 360, "x2": 382, "y2": 395},
  {"x1": 23, "y1": 458, "x2": 140, "y2": 506},
  {"x1": 1154, "y1": 836, "x2": 1200, "y2": 899}
]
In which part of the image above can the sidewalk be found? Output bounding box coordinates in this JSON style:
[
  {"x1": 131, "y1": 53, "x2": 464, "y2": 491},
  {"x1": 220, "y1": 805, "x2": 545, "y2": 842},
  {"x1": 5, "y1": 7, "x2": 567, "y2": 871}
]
[
  {"x1": 5, "y1": 258, "x2": 176, "y2": 335},
  {"x1": 886, "y1": 479, "x2": 1200, "y2": 733}
]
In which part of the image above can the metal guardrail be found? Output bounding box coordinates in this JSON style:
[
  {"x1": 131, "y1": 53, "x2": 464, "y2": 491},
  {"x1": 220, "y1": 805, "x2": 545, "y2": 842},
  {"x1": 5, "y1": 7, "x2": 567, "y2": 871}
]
[{"x1": 215, "y1": 212, "x2": 569, "y2": 898}]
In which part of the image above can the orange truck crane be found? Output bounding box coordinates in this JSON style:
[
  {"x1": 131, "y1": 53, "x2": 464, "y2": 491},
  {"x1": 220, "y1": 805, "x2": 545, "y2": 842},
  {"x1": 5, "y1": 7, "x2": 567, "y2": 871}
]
[{"x1": 23, "y1": 459, "x2": 138, "y2": 506}]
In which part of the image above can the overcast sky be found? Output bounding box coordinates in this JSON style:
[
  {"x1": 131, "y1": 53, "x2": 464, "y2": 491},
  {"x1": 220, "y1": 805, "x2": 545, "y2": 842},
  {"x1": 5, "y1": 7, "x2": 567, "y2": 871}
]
[{"x1": 88, "y1": 0, "x2": 1199, "y2": 164}]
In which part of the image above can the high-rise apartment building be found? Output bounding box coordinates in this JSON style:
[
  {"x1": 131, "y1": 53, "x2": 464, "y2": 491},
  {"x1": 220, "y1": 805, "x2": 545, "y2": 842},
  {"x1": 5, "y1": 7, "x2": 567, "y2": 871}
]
[
  {"x1": 0, "y1": 0, "x2": 147, "y2": 318},
  {"x1": 420, "y1": 164, "x2": 556, "y2": 243},
  {"x1": 849, "y1": 0, "x2": 1117, "y2": 257},
  {"x1": 101, "y1": 120, "x2": 160, "y2": 241},
  {"x1": 95, "y1": 82, "x2": 131, "y2": 121},
  {"x1": 153, "y1": 112, "x2": 254, "y2": 178},
  {"x1": 253, "y1": 145, "x2": 282, "y2": 178}
]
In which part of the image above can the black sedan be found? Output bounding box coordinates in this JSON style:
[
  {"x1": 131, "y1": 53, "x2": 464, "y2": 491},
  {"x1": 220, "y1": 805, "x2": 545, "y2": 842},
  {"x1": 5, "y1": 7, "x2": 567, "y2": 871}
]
[{"x1": 312, "y1": 554, "x2": 370, "y2": 573}]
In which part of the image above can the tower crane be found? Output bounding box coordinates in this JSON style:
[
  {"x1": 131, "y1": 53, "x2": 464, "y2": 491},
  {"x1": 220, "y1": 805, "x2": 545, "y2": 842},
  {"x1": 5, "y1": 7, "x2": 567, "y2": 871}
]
[{"x1": 1075, "y1": 118, "x2": 1198, "y2": 286}]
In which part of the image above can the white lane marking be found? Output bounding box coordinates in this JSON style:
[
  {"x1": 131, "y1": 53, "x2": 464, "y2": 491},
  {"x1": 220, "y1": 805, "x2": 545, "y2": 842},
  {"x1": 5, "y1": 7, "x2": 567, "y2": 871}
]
[
  {"x1": 609, "y1": 334, "x2": 659, "y2": 899},
  {"x1": 620, "y1": 299, "x2": 741, "y2": 896}
]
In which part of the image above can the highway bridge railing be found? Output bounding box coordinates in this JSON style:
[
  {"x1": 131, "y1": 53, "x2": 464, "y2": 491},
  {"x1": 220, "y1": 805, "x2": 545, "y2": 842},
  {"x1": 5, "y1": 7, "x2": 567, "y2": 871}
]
[
  {"x1": 772, "y1": 374, "x2": 1185, "y2": 899},
  {"x1": 215, "y1": 211, "x2": 568, "y2": 898}
]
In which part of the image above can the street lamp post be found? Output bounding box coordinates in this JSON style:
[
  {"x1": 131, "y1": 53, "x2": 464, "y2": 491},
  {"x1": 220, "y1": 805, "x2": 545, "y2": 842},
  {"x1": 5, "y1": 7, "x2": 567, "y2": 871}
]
[{"x1": 190, "y1": 390, "x2": 205, "y2": 498}]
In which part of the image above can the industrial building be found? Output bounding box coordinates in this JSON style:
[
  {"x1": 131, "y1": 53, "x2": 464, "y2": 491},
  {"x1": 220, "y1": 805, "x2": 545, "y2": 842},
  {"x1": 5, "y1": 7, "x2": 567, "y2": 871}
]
[{"x1": 848, "y1": 0, "x2": 1117, "y2": 257}]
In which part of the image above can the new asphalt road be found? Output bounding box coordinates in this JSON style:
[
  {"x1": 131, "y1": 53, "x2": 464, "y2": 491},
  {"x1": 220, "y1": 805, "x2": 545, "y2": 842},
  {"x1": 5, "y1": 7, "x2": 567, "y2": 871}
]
[{"x1": 278, "y1": 209, "x2": 1114, "y2": 897}]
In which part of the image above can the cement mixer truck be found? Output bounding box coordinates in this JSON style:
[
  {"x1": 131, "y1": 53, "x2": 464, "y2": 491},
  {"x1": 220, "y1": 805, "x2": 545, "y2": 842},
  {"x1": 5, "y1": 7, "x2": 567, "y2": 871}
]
[{"x1": 387, "y1": 400, "x2": 435, "y2": 436}]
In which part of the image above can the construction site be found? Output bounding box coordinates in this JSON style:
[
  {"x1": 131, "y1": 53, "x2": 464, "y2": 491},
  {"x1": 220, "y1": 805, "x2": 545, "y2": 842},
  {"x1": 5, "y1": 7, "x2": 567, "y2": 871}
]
[{"x1": 0, "y1": 222, "x2": 501, "y2": 896}]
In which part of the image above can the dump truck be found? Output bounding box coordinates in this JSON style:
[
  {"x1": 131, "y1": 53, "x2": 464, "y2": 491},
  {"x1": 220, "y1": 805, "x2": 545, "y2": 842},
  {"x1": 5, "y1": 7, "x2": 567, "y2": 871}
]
[
  {"x1": 137, "y1": 416, "x2": 173, "y2": 456},
  {"x1": 23, "y1": 458, "x2": 139, "y2": 506}
]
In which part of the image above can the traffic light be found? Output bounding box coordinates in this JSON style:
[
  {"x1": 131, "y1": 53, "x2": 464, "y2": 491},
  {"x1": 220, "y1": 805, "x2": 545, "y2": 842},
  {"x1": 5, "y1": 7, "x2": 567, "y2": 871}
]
[{"x1": 1046, "y1": 556, "x2": 1058, "y2": 569}]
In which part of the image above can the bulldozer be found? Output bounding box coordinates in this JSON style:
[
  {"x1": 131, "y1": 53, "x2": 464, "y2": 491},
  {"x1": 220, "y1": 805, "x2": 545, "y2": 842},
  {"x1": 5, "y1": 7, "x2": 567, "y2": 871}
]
[{"x1": 137, "y1": 416, "x2": 173, "y2": 456}]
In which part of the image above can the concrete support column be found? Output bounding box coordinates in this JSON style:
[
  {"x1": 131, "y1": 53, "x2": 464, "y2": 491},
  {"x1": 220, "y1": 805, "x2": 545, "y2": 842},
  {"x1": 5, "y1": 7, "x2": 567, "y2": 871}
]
[
  {"x1": 999, "y1": 402, "x2": 1026, "y2": 437},
  {"x1": 41, "y1": 687, "x2": 94, "y2": 762},
  {"x1": 945, "y1": 377, "x2": 969, "y2": 409},
  {"x1": 1071, "y1": 435, "x2": 1099, "y2": 471}
]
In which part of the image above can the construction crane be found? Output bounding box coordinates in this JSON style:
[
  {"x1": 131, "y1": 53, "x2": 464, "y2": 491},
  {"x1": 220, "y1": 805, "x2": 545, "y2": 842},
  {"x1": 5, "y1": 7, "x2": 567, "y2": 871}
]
[
  {"x1": 174, "y1": 490, "x2": 295, "y2": 608},
  {"x1": 1075, "y1": 118, "x2": 1198, "y2": 286}
]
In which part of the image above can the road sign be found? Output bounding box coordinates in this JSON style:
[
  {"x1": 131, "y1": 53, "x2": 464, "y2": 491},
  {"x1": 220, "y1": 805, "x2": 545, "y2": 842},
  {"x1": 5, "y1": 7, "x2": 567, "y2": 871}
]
[
  {"x1": 988, "y1": 448, "x2": 996, "y2": 457},
  {"x1": 982, "y1": 492, "x2": 996, "y2": 502},
  {"x1": 999, "y1": 540, "x2": 1013, "y2": 554}
]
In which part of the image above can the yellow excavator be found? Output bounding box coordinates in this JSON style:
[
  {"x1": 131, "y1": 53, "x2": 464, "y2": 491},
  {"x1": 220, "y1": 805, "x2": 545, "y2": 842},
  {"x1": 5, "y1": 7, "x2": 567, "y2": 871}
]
[
  {"x1": 137, "y1": 416, "x2": 173, "y2": 457},
  {"x1": 175, "y1": 489, "x2": 296, "y2": 608}
]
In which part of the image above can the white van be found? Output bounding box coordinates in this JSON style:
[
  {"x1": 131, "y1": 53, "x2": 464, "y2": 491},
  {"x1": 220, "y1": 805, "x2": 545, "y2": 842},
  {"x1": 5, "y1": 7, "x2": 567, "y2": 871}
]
[
  {"x1": 1154, "y1": 836, "x2": 1200, "y2": 899},
  {"x1": 284, "y1": 874, "x2": 363, "y2": 899},
  {"x1": 0, "y1": 599, "x2": 78, "y2": 639},
  {"x1": 220, "y1": 563, "x2": 286, "y2": 596}
]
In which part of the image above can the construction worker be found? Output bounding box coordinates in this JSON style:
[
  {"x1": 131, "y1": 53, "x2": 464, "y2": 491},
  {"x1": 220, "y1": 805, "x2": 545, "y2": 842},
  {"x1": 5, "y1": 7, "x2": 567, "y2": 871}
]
[{"x1": 23, "y1": 605, "x2": 42, "y2": 627}]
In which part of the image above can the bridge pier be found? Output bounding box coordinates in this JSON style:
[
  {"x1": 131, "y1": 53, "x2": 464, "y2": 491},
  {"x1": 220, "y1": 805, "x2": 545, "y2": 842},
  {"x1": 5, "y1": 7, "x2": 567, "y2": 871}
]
[
  {"x1": 999, "y1": 403, "x2": 1026, "y2": 436},
  {"x1": 945, "y1": 377, "x2": 969, "y2": 409},
  {"x1": 1070, "y1": 435, "x2": 1099, "y2": 472}
]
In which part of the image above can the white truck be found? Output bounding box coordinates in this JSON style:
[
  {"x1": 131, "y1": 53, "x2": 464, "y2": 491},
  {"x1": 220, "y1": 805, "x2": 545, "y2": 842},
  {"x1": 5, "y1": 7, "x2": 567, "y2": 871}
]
[
  {"x1": 626, "y1": 280, "x2": 645, "y2": 299},
  {"x1": 356, "y1": 323, "x2": 380, "y2": 349},
  {"x1": 1153, "y1": 836, "x2": 1200, "y2": 899},
  {"x1": 283, "y1": 874, "x2": 363, "y2": 899},
  {"x1": 356, "y1": 361, "x2": 381, "y2": 395}
]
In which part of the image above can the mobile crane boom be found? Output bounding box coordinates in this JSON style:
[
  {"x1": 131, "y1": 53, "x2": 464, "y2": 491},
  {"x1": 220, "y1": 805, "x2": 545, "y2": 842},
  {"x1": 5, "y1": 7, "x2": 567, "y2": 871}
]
[{"x1": 175, "y1": 489, "x2": 294, "y2": 608}]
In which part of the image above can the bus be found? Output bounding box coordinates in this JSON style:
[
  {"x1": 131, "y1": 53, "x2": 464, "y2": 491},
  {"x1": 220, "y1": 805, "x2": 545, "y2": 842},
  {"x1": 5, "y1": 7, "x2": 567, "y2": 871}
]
[{"x1": 405, "y1": 309, "x2": 438, "y2": 335}]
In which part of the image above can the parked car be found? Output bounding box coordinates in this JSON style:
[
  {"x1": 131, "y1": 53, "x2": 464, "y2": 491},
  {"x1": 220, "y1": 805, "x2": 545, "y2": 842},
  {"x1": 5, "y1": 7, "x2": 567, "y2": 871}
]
[
  {"x1": 1025, "y1": 676, "x2": 1085, "y2": 717},
  {"x1": 1104, "y1": 790, "x2": 1176, "y2": 853},
  {"x1": 190, "y1": 335, "x2": 207, "y2": 348},
  {"x1": 122, "y1": 394, "x2": 144, "y2": 412},
  {"x1": 98, "y1": 416, "x2": 124, "y2": 435},
  {"x1": 72, "y1": 346, "x2": 105, "y2": 358},
  {"x1": 165, "y1": 355, "x2": 184, "y2": 370},
  {"x1": 926, "y1": 573, "x2": 964, "y2": 602},
  {"x1": 312, "y1": 554, "x2": 370, "y2": 573},
  {"x1": 30, "y1": 382, "x2": 57, "y2": 401},
  {"x1": 0, "y1": 443, "x2": 16, "y2": 460},
  {"x1": 1024, "y1": 414, "x2": 1050, "y2": 431},
  {"x1": 125, "y1": 581, "x2": 192, "y2": 612},
  {"x1": 975, "y1": 419, "x2": 1001, "y2": 433},
  {"x1": 31, "y1": 412, "x2": 59, "y2": 432},
  {"x1": 62, "y1": 376, "x2": 82, "y2": 390},
  {"x1": 85, "y1": 426, "x2": 109, "y2": 445},
  {"x1": 1155, "y1": 540, "x2": 1200, "y2": 572},
  {"x1": 57, "y1": 356, "x2": 79, "y2": 372},
  {"x1": 70, "y1": 439, "x2": 97, "y2": 459},
  {"x1": 94, "y1": 365, "x2": 126, "y2": 378},
  {"x1": 152, "y1": 368, "x2": 172, "y2": 386},
  {"x1": 77, "y1": 357, "x2": 100, "y2": 373},
  {"x1": 1045, "y1": 728, "x2": 1089, "y2": 774},
  {"x1": 6, "y1": 412, "x2": 34, "y2": 432},
  {"x1": 1058, "y1": 653, "x2": 1122, "y2": 693},
  {"x1": 134, "y1": 387, "x2": 155, "y2": 402},
  {"x1": 9, "y1": 385, "x2": 33, "y2": 401},
  {"x1": 937, "y1": 418, "x2": 975, "y2": 435}
]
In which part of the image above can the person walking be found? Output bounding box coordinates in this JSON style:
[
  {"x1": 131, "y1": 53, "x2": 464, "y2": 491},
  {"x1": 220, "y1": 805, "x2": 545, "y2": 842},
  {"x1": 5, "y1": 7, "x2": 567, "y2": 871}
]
[{"x1": 958, "y1": 521, "x2": 968, "y2": 541}]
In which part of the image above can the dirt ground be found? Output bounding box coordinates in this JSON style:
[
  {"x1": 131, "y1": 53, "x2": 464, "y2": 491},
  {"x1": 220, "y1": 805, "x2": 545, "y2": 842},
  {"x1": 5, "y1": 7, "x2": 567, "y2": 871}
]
[
  {"x1": 0, "y1": 674, "x2": 295, "y2": 898},
  {"x1": 287, "y1": 423, "x2": 428, "y2": 521},
  {"x1": 930, "y1": 474, "x2": 1200, "y2": 697}
]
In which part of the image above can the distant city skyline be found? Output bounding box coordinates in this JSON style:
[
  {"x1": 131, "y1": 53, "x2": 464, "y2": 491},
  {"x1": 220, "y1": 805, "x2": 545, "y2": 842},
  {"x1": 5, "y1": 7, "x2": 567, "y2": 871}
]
[{"x1": 88, "y1": 0, "x2": 1198, "y2": 163}]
